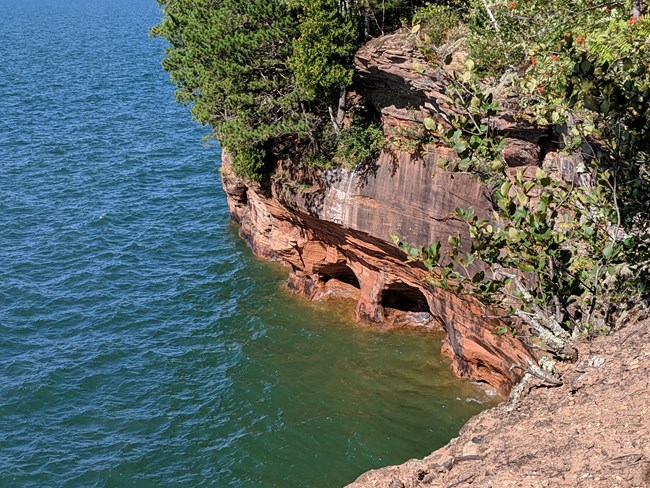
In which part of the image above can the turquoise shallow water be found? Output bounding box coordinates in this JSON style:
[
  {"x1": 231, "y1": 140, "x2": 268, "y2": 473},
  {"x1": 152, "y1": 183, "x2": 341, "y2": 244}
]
[{"x1": 0, "y1": 0, "x2": 494, "y2": 486}]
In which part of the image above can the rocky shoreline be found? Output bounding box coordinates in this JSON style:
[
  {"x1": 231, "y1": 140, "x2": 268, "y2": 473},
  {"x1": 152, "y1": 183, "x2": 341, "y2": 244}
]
[
  {"x1": 220, "y1": 150, "x2": 529, "y2": 395},
  {"x1": 220, "y1": 31, "x2": 586, "y2": 395},
  {"x1": 347, "y1": 316, "x2": 650, "y2": 487}
]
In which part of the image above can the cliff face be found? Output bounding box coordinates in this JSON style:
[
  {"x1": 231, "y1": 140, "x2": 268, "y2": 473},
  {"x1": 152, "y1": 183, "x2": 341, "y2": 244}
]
[{"x1": 220, "y1": 32, "x2": 568, "y2": 395}]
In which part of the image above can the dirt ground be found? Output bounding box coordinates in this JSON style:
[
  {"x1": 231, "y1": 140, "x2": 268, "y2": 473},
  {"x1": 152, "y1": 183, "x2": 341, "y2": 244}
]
[{"x1": 348, "y1": 317, "x2": 650, "y2": 488}]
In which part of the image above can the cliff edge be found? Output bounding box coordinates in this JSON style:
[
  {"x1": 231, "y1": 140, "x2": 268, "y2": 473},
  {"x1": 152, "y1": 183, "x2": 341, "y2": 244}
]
[{"x1": 220, "y1": 28, "x2": 650, "y2": 487}]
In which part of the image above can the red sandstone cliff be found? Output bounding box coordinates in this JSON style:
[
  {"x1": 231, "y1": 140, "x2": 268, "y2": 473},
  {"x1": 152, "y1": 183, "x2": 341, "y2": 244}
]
[{"x1": 220, "y1": 31, "x2": 579, "y2": 396}]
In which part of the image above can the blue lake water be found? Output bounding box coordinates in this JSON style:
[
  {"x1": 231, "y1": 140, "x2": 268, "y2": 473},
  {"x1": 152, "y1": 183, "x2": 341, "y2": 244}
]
[{"x1": 0, "y1": 0, "x2": 493, "y2": 485}]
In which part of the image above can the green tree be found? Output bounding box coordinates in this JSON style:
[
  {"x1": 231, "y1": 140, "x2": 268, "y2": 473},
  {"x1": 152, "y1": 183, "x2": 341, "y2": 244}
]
[
  {"x1": 288, "y1": 0, "x2": 426, "y2": 137},
  {"x1": 152, "y1": 0, "x2": 454, "y2": 178},
  {"x1": 289, "y1": 0, "x2": 358, "y2": 136},
  {"x1": 152, "y1": 0, "x2": 306, "y2": 179}
]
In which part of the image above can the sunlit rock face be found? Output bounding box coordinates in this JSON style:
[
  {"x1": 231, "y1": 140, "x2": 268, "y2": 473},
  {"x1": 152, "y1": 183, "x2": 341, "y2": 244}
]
[{"x1": 222, "y1": 146, "x2": 533, "y2": 395}]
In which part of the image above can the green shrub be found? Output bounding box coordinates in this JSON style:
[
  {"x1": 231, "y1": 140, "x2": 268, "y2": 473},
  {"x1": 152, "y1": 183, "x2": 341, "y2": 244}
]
[
  {"x1": 335, "y1": 118, "x2": 385, "y2": 170},
  {"x1": 412, "y1": 3, "x2": 463, "y2": 45},
  {"x1": 398, "y1": 3, "x2": 650, "y2": 355}
]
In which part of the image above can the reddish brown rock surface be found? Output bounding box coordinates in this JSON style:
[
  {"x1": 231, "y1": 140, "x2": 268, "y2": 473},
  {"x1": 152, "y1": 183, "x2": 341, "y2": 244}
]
[
  {"x1": 222, "y1": 147, "x2": 533, "y2": 395},
  {"x1": 219, "y1": 29, "x2": 646, "y2": 487},
  {"x1": 353, "y1": 31, "x2": 549, "y2": 164}
]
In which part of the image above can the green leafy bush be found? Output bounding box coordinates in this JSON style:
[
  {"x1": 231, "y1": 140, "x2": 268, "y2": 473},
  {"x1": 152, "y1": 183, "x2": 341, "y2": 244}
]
[
  {"x1": 335, "y1": 117, "x2": 385, "y2": 170},
  {"x1": 412, "y1": 3, "x2": 463, "y2": 45},
  {"x1": 398, "y1": 3, "x2": 650, "y2": 355}
]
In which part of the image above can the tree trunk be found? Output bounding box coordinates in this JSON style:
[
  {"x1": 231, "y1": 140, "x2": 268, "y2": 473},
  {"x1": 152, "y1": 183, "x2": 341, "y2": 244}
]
[{"x1": 329, "y1": 87, "x2": 347, "y2": 135}]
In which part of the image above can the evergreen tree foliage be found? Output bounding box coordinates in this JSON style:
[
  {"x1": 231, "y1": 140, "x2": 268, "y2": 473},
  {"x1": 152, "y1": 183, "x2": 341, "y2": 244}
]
[
  {"x1": 152, "y1": 0, "x2": 305, "y2": 179},
  {"x1": 289, "y1": 0, "x2": 358, "y2": 103},
  {"x1": 153, "y1": 0, "x2": 426, "y2": 178}
]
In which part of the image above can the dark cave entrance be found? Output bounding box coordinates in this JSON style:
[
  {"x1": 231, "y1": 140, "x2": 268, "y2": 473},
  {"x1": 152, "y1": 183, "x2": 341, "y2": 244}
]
[
  {"x1": 318, "y1": 263, "x2": 361, "y2": 289},
  {"x1": 380, "y1": 282, "x2": 430, "y2": 313}
]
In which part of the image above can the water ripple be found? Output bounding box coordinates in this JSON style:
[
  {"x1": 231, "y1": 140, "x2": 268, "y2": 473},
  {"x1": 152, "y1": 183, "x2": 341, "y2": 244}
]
[{"x1": 0, "y1": 0, "x2": 494, "y2": 486}]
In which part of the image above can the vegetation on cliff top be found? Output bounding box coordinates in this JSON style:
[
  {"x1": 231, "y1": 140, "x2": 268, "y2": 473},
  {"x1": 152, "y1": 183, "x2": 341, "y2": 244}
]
[
  {"x1": 152, "y1": 0, "x2": 424, "y2": 178},
  {"x1": 154, "y1": 0, "x2": 648, "y2": 361}
]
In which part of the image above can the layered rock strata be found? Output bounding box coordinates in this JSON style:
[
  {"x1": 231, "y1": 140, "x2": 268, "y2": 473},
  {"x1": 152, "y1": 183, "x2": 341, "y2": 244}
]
[
  {"x1": 219, "y1": 31, "x2": 573, "y2": 395},
  {"x1": 222, "y1": 145, "x2": 533, "y2": 395}
]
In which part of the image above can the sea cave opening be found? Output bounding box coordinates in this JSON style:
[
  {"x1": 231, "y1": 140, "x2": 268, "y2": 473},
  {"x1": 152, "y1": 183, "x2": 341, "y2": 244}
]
[
  {"x1": 317, "y1": 263, "x2": 361, "y2": 289},
  {"x1": 380, "y1": 282, "x2": 430, "y2": 313}
]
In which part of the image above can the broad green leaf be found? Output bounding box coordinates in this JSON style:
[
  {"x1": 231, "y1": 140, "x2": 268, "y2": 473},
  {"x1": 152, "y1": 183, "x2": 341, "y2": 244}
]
[
  {"x1": 423, "y1": 117, "x2": 436, "y2": 131},
  {"x1": 500, "y1": 180, "x2": 512, "y2": 197}
]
